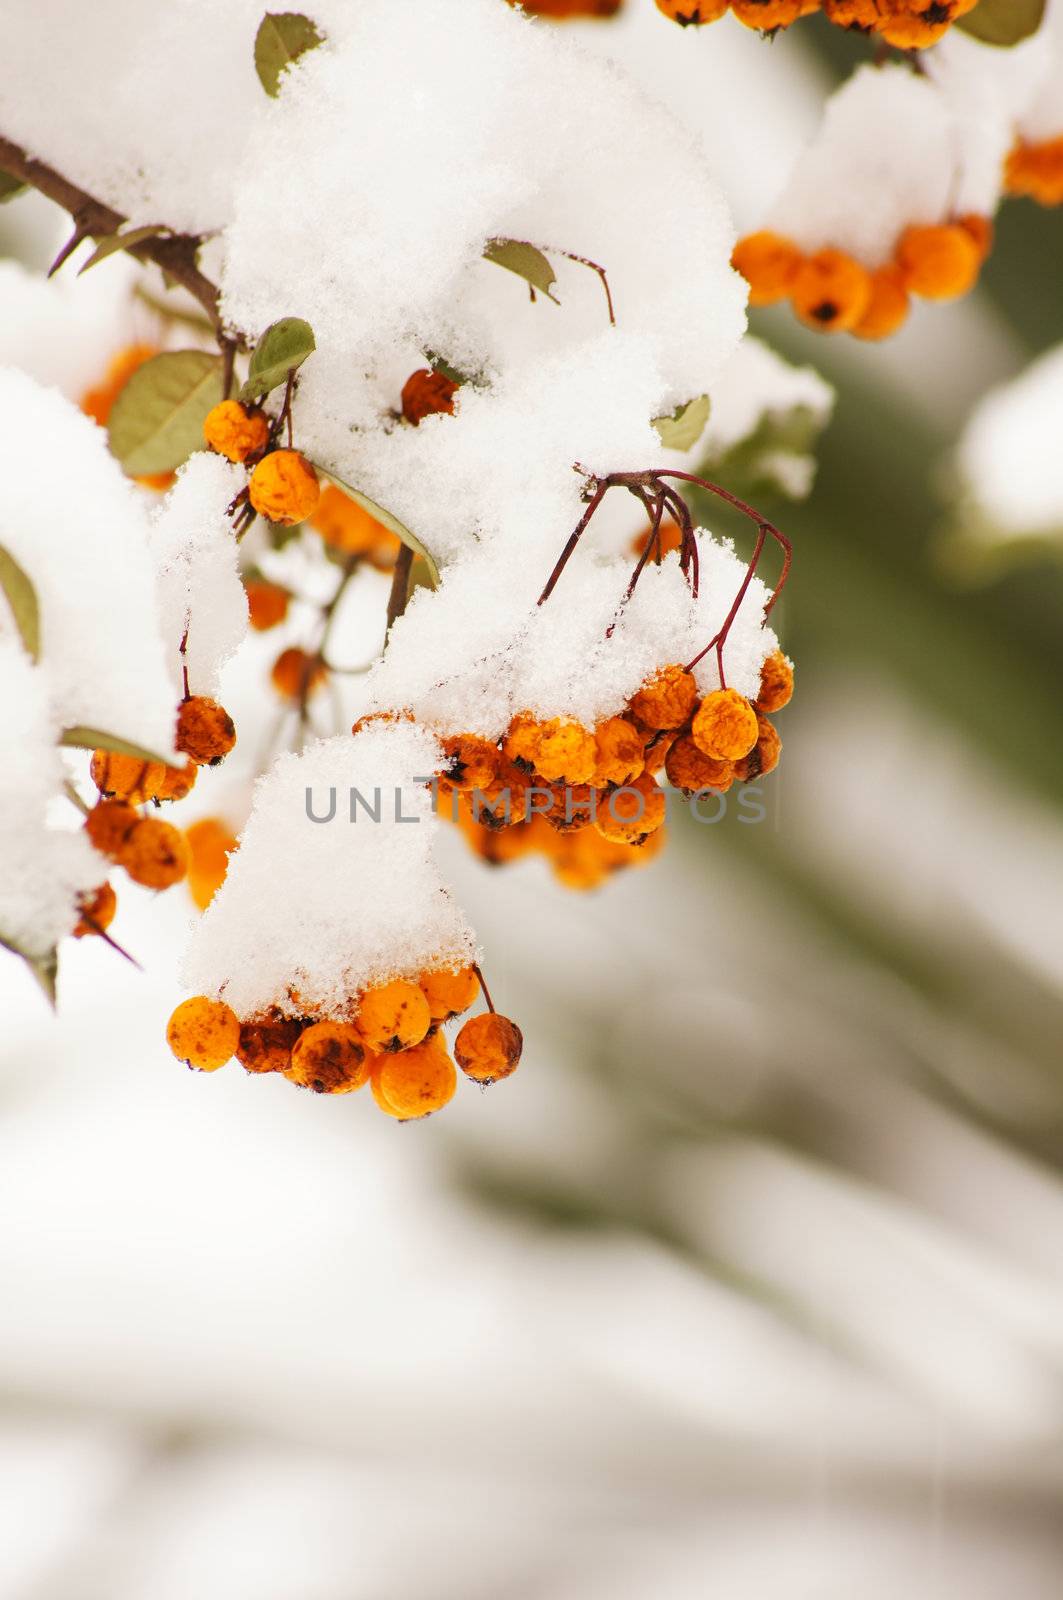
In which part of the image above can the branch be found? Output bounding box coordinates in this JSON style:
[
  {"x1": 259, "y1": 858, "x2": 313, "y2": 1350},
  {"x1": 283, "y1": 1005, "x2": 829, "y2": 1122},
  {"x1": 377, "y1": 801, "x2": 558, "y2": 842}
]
[{"x1": 0, "y1": 131, "x2": 242, "y2": 346}]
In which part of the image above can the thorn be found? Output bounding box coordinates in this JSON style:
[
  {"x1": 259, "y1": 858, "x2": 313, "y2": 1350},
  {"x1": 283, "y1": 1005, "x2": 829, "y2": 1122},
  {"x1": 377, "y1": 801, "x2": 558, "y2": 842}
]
[{"x1": 48, "y1": 224, "x2": 89, "y2": 278}]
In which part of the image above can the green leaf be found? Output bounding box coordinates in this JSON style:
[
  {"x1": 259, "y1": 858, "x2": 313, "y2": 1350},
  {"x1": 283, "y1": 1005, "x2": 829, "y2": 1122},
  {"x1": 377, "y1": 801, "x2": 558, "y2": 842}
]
[
  {"x1": 78, "y1": 224, "x2": 169, "y2": 275},
  {"x1": 424, "y1": 349, "x2": 473, "y2": 388},
  {"x1": 60, "y1": 726, "x2": 174, "y2": 766},
  {"x1": 653, "y1": 395, "x2": 711, "y2": 453},
  {"x1": 239, "y1": 316, "x2": 316, "y2": 401},
  {"x1": 405, "y1": 552, "x2": 437, "y2": 605},
  {"x1": 315, "y1": 469, "x2": 441, "y2": 586},
  {"x1": 108, "y1": 349, "x2": 224, "y2": 476},
  {"x1": 0, "y1": 170, "x2": 26, "y2": 204},
  {"x1": 0, "y1": 933, "x2": 58, "y2": 1008},
  {"x1": 0, "y1": 544, "x2": 40, "y2": 662},
  {"x1": 254, "y1": 11, "x2": 324, "y2": 95},
  {"x1": 483, "y1": 238, "x2": 560, "y2": 305},
  {"x1": 956, "y1": 0, "x2": 1044, "y2": 44}
]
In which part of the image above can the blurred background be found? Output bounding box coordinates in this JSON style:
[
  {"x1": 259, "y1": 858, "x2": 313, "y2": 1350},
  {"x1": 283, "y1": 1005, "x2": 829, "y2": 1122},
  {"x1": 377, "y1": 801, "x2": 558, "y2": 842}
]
[{"x1": 3, "y1": 10, "x2": 1063, "y2": 1598}]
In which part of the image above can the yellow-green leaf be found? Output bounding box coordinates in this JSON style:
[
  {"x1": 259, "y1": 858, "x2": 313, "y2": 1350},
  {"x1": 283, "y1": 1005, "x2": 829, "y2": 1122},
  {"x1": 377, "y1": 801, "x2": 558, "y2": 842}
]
[
  {"x1": 0, "y1": 543, "x2": 40, "y2": 661},
  {"x1": 956, "y1": 0, "x2": 1044, "y2": 44},
  {"x1": 254, "y1": 11, "x2": 324, "y2": 95},
  {"x1": 653, "y1": 395, "x2": 711, "y2": 453},
  {"x1": 108, "y1": 350, "x2": 224, "y2": 476},
  {"x1": 0, "y1": 934, "x2": 58, "y2": 1008},
  {"x1": 316, "y1": 469, "x2": 440, "y2": 585},
  {"x1": 483, "y1": 238, "x2": 560, "y2": 305},
  {"x1": 239, "y1": 316, "x2": 316, "y2": 401},
  {"x1": 78, "y1": 224, "x2": 169, "y2": 275},
  {"x1": 60, "y1": 726, "x2": 174, "y2": 766}
]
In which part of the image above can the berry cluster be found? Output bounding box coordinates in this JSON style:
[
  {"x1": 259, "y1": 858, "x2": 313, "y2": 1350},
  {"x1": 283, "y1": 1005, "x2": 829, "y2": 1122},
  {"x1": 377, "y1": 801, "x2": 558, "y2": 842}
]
[
  {"x1": 654, "y1": 0, "x2": 977, "y2": 45},
  {"x1": 166, "y1": 965, "x2": 522, "y2": 1121},
  {"x1": 732, "y1": 217, "x2": 992, "y2": 339}
]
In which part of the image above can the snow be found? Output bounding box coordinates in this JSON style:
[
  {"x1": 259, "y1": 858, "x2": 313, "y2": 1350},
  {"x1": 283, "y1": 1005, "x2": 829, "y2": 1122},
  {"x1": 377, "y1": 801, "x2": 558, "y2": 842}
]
[
  {"x1": 702, "y1": 335, "x2": 834, "y2": 494},
  {"x1": 955, "y1": 342, "x2": 1063, "y2": 539},
  {"x1": 768, "y1": 65, "x2": 995, "y2": 267},
  {"x1": 0, "y1": 641, "x2": 100, "y2": 959},
  {"x1": 0, "y1": 368, "x2": 177, "y2": 757},
  {"x1": 150, "y1": 453, "x2": 248, "y2": 699},
  {"x1": 0, "y1": 257, "x2": 138, "y2": 402},
  {"x1": 181, "y1": 720, "x2": 478, "y2": 1019}
]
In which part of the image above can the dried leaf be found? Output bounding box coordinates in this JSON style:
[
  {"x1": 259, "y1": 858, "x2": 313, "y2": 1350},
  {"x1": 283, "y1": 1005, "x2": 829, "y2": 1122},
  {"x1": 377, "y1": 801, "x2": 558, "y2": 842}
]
[
  {"x1": 239, "y1": 316, "x2": 316, "y2": 401},
  {"x1": 108, "y1": 350, "x2": 224, "y2": 475},
  {"x1": 652, "y1": 395, "x2": 711, "y2": 453},
  {"x1": 0, "y1": 543, "x2": 40, "y2": 661},
  {"x1": 483, "y1": 238, "x2": 560, "y2": 304},
  {"x1": 254, "y1": 11, "x2": 324, "y2": 96}
]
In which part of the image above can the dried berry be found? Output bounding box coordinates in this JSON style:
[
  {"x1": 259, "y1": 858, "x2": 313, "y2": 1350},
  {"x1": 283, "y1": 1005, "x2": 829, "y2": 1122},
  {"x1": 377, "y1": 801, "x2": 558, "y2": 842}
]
[
  {"x1": 175, "y1": 696, "x2": 236, "y2": 765},
  {"x1": 629, "y1": 665, "x2": 698, "y2": 732},
  {"x1": 270, "y1": 647, "x2": 327, "y2": 702},
  {"x1": 755, "y1": 649, "x2": 794, "y2": 713},
  {"x1": 166, "y1": 996, "x2": 240, "y2": 1072},
  {"x1": 454, "y1": 1012, "x2": 524, "y2": 1084},
  {"x1": 236, "y1": 1012, "x2": 303, "y2": 1074},
  {"x1": 245, "y1": 579, "x2": 290, "y2": 631},
  {"x1": 731, "y1": 230, "x2": 803, "y2": 307},
  {"x1": 401, "y1": 367, "x2": 459, "y2": 426},
  {"x1": 248, "y1": 449, "x2": 320, "y2": 525},
  {"x1": 285, "y1": 1020, "x2": 369, "y2": 1094},
  {"x1": 73, "y1": 881, "x2": 117, "y2": 938},
  {"x1": 355, "y1": 979, "x2": 431, "y2": 1052},
  {"x1": 371, "y1": 1035, "x2": 457, "y2": 1119},
  {"x1": 418, "y1": 964, "x2": 480, "y2": 1023},
  {"x1": 202, "y1": 399, "x2": 269, "y2": 463},
  {"x1": 691, "y1": 688, "x2": 759, "y2": 762}
]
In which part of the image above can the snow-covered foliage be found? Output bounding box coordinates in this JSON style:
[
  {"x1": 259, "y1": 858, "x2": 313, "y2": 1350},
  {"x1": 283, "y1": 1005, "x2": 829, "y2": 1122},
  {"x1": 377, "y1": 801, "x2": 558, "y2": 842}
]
[{"x1": 953, "y1": 343, "x2": 1063, "y2": 545}]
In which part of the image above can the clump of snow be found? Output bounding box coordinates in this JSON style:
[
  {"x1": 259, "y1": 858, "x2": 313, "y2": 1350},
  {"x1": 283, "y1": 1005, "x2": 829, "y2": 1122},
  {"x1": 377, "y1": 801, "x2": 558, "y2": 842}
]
[
  {"x1": 700, "y1": 336, "x2": 834, "y2": 498},
  {"x1": 0, "y1": 368, "x2": 177, "y2": 757},
  {"x1": 768, "y1": 64, "x2": 1000, "y2": 267},
  {"x1": 0, "y1": 641, "x2": 100, "y2": 960},
  {"x1": 150, "y1": 453, "x2": 248, "y2": 699},
  {"x1": 350, "y1": 529, "x2": 778, "y2": 739},
  {"x1": 955, "y1": 342, "x2": 1063, "y2": 540},
  {"x1": 181, "y1": 720, "x2": 478, "y2": 1019}
]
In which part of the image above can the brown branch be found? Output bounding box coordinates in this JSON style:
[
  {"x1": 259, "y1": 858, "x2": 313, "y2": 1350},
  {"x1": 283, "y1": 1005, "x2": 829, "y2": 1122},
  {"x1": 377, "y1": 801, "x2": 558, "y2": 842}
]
[
  {"x1": 0, "y1": 131, "x2": 242, "y2": 346},
  {"x1": 386, "y1": 543, "x2": 414, "y2": 636}
]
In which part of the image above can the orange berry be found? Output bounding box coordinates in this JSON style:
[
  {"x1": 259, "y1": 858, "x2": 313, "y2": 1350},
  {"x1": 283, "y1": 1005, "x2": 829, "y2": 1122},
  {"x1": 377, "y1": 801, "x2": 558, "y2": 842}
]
[
  {"x1": 515, "y1": 0, "x2": 623, "y2": 13},
  {"x1": 896, "y1": 223, "x2": 980, "y2": 301},
  {"x1": 730, "y1": 0, "x2": 818, "y2": 26},
  {"x1": 90, "y1": 750, "x2": 168, "y2": 805},
  {"x1": 270, "y1": 646, "x2": 327, "y2": 702},
  {"x1": 245, "y1": 578, "x2": 290, "y2": 631},
  {"x1": 184, "y1": 817, "x2": 238, "y2": 911},
  {"x1": 309, "y1": 486, "x2": 402, "y2": 567},
  {"x1": 454, "y1": 1012, "x2": 523, "y2": 1084},
  {"x1": 419, "y1": 964, "x2": 480, "y2": 1023},
  {"x1": 822, "y1": 0, "x2": 882, "y2": 23},
  {"x1": 371, "y1": 1036, "x2": 457, "y2": 1119},
  {"x1": 958, "y1": 213, "x2": 994, "y2": 261},
  {"x1": 202, "y1": 399, "x2": 269, "y2": 463},
  {"x1": 355, "y1": 979, "x2": 431, "y2": 1052},
  {"x1": 631, "y1": 518, "x2": 684, "y2": 560},
  {"x1": 542, "y1": 781, "x2": 597, "y2": 834},
  {"x1": 852, "y1": 265, "x2": 910, "y2": 341},
  {"x1": 877, "y1": 2, "x2": 958, "y2": 47},
  {"x1": 642, "y1": 729, "x2": 678, "y2": 777},
  {"x1": 691, "y1": 688, "x2": 759, "y2": 762},
  {"x1": 284, "y1": 1020, "x2": 369, "y2": 1094},
  {"x1": 501, "y1": 713, "x2": 541, "y2": 771},
  {"x1": 593, "y1": 772, "x2": 667, "y2": 846},
  {"x1": 592, "y1": 716, "x2": 646, "y2": 787},
  {"x1": 153, "y1": 760, "x2": 198, "y2": 803},
  {"x1": 653, "y1": 0, "x2": 728, "y2": 20},
  {"x1": 79, "y1": 342, "x2": 158, "y2": 428},
  {"x1": 401, "y1": 368, "x2": 459, "y2": 426},
  {"x1": 665, "y1": 736, "x2": 734, "y2": 796},
  {"x1": 1004, "y1": 137, "x2": 1063, "y2": 207},
  {"x1": 118, "y1": 816, "x2": 190, "y2": 889},
  {"x1": 248, "y1": 449, "x2": 320, "y2": 525},
  {"x1": 533, "y1": 718, "x2": 598, "y2": 785},
  {"x1": 731, "y1": 231, "x2": 804, "y2": 307},
  {"x1": 73, "y1": 881, "x2": 117, "y2": 938},
  {"x1": 236, "y1": 1011, "x2": 302, "y2": 1074},
  {"x1": 84, "y1": 799, "x2": 139, "y2": 860},
  {"x1": 175, "y1": 696, "x2": 236, "y2": 765},
  {"x1": 791, "y1": 249, "x2": 872, "y2": 333},
  {"x1": 733, "y1": 712, "x2": 782, "y2": 781},
  {"x1": 754, "y1": 649, "x2": 794, "y2": 713},
  {"x1": 629, "y1": 664, "x2": 698, "y2": 731},
  {"x1": 166, "y1": 996, "x2": 240, "y2": 1072},
  {"x1": 440, "y1": 734, "x2": 499, "y2": 793}
]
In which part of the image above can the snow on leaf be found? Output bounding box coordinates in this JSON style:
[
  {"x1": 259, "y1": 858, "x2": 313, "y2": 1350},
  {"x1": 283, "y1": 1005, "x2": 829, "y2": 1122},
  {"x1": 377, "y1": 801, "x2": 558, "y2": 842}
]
[
  {"x1": 0, "y1": 543, "x2": 41, "y2": 661},
  {"x1": 316, "y1": 469, "x2": 441, "y2": 586},
  {"x1": 254, "y1": 11, "x2": 324, "y2": 97},
  {"x1": 108, "y1": 350, "x2": 225, "y2": 476}
]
